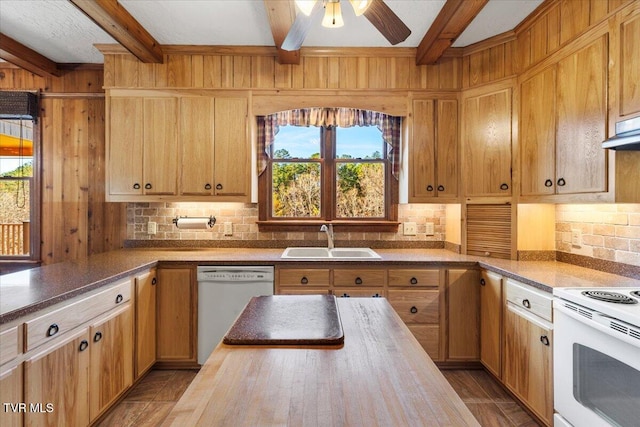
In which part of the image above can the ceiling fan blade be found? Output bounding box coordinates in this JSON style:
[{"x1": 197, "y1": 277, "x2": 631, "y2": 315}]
[
  {"x1": 281, "y1": 1, "x2": 323, "y2": 51},
  {"x1": 363, "y1": 0, "x2": 411, "y2": 45}
]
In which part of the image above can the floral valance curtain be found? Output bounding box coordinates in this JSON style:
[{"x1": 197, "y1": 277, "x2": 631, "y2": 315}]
[{"x1": 258, "y1": 108, "x2": 401, "y2": 177}]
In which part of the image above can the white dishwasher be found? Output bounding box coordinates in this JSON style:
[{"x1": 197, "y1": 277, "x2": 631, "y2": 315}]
[{"x1": 197, "y1": 266, "x2": 274, "y2": 364}]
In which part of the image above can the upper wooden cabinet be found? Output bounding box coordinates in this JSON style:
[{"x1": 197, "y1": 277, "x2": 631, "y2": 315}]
[
  {"x1": 462, "y1": 85, "x2": 513, "y2": 197},
  {"x1": 410, "y1": 98, "x2": 459, "y2": 202},
  {"x1": 619, "y1": 7, "x2": 640, "y2": 119},
  {"x1": 106, "y1": 90, "x2": 250, "y2": 202},
  {"x1": 520, "y1": 36, "x2": 607, "y2": 199}
]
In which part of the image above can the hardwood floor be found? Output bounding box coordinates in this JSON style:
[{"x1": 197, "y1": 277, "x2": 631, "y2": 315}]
[{"x1": 99, "y1": 368, "x2": 540, "y2": 426}]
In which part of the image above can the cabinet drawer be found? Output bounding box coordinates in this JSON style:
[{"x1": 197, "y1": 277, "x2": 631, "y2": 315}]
[
  {"x1": 388, "y1": 290, "x2": 439, "y2": 324},
  {"x1": 25, "y1": 278, "x2": 132, "y2": 352},
  {"x1": 505, "y1": 279, "x2": 552, "y2": 322},
  {"x1": 0, "y1": 325, "x2": 21, "y2": 366},
  {"x1": 333, "y1": 269, "x2": 386, "y2": 287},
  {"x1": 278, "y1": 269, "x2": 330, "y2": 287},
  {"x1": 334, "y1": 288, "x2": 385, "y2": 298},
  {"x1": 388, "y1": 269, "x2": 439, "y2": 287}
]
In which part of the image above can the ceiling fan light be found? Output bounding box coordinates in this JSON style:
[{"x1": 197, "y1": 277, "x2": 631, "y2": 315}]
[
  {"x1": 322, "y1": 2, "x2": 344, "y2": 28},
  {"x1": 349, "y1": 0, "x2": 372, "y2": 16},
  {"x1": 295, "y1": 0, "x2": 317, "y2": 16}
]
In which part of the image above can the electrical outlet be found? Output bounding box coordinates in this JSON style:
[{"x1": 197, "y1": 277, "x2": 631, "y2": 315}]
[
  {"x1": 224, "y1": 222, "x2": 233, "y2": 236},
  {"x1": 425, "y1": 222, "x2": 435, "y2": 236},
  {"x1": 147, "y1": 221, "x2": 157, "y2": 235},
  {"x1": 571, "y1": 229, "x2": 582, "y2": 247},
  {"x1": 403, "y1": 222, "x2": 417, "y2": 236}
]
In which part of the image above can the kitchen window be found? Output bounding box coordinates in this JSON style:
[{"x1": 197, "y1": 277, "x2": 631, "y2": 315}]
[{"x1": 257, "y1": 108, "x2": 400, "y2": 231}]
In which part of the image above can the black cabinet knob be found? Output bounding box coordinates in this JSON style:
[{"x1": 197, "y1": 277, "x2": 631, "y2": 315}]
[
  {"x1": 437, "y1": 185, "x2": 445, "y2": 191},
  {"x1": 354, "y1": 277, "x2": 363, "y2": 285},
  {"x1": 557, "y1": 178, "x2": 566, "y2": 187},
  {"x1": 540, "y1": 335, "x2": 550, "y2": 346},
  {"x1": 204, "y1": 183, "x2": 212, "y2": 190},
  {"x1": 544, "y1": 179, "x2": 553, "y2": 187},
  {"x1": 410, "y1": 306, "x2": 418, "y2": 314},
  {"x1": 480, "y1": 278, "x2": 486, "y2": 286},
  {"x1": 426, "y1": 185, "x2": 434, "y2": 191},
  {"x1": 115, "y1": 294, "x2": 124, "y2": 304},
  {"x1": 410, "y1": 277, "x2": 418, "y2": 285},
  {"x1": 79, "y1": 340, "x2": 89, "y2": 352},
  {"x1": 152, "y1": 277, "x2": 157, "y2": 286},
  {"x1": 216, "y1": 183, "x2": 223, "y2": 190},
  {"x1": 144, "y1": 183, "x2": 152, "y2": 190},
  {"x1": 47, "y1": 323, "x2": 59, "y2": 337},
  {"x1": 133, "y1": 183, "x2": 141, "y2": 190},
  {"x1": 300, "y1": 277, "x2": 309, "y2": 285},
  {"x1": 522, "y1": 299, "x2": 531, "y2": 309},
  {"x1": 500, "y1": 183, "x2": 509, "y2": 190},
  {"x1": 93, "y1": 331, "x2": 103, "y2": 342}
]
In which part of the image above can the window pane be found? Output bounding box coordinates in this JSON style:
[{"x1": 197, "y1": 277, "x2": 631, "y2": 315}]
[
  {"x1": 272, "y1": 162, "x2": 321, "y2": 217},
  {"x1": 336, "y1": 126, "x2": 384, "y2": 159},
  {"x1": 0, "y1": 178, "x2": 31, "y2": 255},
  {"x1": 272, "y1": 125, "x2": 321, "y2": 159},
  {"x1": 336, "y1": 162, "x2": 384, "y2": 218}
]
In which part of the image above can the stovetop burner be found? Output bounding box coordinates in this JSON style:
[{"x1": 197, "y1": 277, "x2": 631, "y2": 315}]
[
  {"x1": 632, "y1": 291, "x2": 640, "y2": 299},
  {"x1": 581, "y1": 290, "x2": 638, "y2": 304}
]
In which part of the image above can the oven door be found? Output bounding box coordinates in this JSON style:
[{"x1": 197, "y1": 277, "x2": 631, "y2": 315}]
[{"x1": 554, "y1": 300, "x2": 640, "y2": 427}]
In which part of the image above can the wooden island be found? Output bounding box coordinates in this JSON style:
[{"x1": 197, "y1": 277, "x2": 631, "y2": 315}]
[{"x1": 162, "y1": 297, "x2": 479, "y2": 426}]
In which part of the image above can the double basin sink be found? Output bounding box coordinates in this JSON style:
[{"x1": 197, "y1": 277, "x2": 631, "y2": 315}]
[{"x1": 281, "y1": 247, "x2": 381, "y2": 260}]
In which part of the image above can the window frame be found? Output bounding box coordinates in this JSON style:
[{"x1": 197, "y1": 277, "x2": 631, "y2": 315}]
[{"x1": 258, "y1": 123, "x2": 399, "y2": 232}]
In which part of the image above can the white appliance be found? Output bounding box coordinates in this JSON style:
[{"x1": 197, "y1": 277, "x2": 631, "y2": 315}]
[
  {"x1": 196, "y1": 266, "x2": 274, "y2": 365},
  {"x1": 553, "y1": 287, "x2": 640, "y2": 427}
]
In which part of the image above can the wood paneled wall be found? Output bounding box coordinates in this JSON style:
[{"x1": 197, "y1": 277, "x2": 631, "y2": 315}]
[{"x1": 0, "y1": 66, "x2": 126, "y2": 267}]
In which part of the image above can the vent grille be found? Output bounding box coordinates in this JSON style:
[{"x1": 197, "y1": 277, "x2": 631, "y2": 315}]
[{"x1": 563, "y1": 302, "x2": 593, "y2": 319}]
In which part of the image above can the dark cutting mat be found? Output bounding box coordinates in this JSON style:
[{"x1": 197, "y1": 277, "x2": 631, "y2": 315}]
[{"x1": 222, "y1": 295, "x2": 344, "y2": 345}]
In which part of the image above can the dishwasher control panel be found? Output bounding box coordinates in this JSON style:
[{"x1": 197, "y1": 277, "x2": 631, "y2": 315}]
[{"x1": 197, "y1": 267, "x2": 274, "y2": 283}]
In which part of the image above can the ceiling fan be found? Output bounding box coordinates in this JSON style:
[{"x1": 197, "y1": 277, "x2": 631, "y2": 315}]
[{"x1": 281, "y1": 0, "x2": 411, "y2": 51}]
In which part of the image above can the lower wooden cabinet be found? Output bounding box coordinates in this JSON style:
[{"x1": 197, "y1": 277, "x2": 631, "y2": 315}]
[
  {"x1": 135, "y1": 269, "x2": 157, "y2": 379},
  {"x1": 156, "y1": 266, "x2": 197, "y2": 367},
  {"x1": 480, "y1": 270, "x2": 502, "y2": 378},
  {"x1": 446, "y1": 269, "x2": 480, "y2": 361},
  {"x1": 0, "y1": 362, "x2": 23, "y2": 427}
]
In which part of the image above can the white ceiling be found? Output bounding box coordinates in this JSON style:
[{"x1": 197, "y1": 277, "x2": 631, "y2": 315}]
[{"x1": 0, "y1": 0, "x2": 543, "y2": 64}]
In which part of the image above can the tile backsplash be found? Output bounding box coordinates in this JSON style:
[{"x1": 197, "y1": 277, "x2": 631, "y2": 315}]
[
  {"x1": 556, "y1": 204, "x2": 640, "y2": 267},
  {"x1": 127, "y1": 202, "x2": 446, "y2": 244}
]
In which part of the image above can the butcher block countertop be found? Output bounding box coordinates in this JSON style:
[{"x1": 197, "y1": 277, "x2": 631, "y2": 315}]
[{"x1": 162, "y1": 297, "x2": 480, "y2": 427}]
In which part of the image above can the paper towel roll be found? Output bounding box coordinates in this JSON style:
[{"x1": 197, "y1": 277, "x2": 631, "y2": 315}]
[{"x1": 175, "y1": 217, "x2": 211, "y2": 230}]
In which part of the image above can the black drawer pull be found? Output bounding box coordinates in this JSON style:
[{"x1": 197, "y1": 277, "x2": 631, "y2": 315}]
[
  {"x1": 152, "y1": 277, "x2": 157, "y2": 286},
  {"x1": 93, "y1": 331, "x2": 103, "y2": 342},
  {"x1": 410, "y1": 306, "x2": 418, "y2": 314},
  {"x1": 354, "y1": 277, "x2": 363, "y2": 285},
  {"x1": 46, "y1": 323, "x2": 59, "y2": 337},
  {"x1": 557, "y1": 178, "x2": 566, "y2": 187},
  {"x1": 144, "y1": 183, "x2": 152, "y2": 190},
  {"x1": 133, "y1": 183, "x2": 141, "y2": 190},
  {"x1": 340, "y1": 293, "x2": 350, "y2": 298},
  {"x1": 500, "y1": 183, "x2": 509, "y2": 190},
  {"x1": 480, "y1": 278, "x2": 486, "y2": 286},
  {"x1": 204, "y1": 183, "x2": 212, "y2": 190},
  {"x1": 437, "y1": 185, "x2": 445, "y2": 191},
  {"x1": 300, "y1": 276, "x2": 309, "y2": 285},
  {"x1": 540, "y1": 335, "x2": 550, "y2": 346},
  {"x1": 426, "y1": 185, "x2": 434, "y2": 191},
  {"x1": 522, "y1": 299, "x2": 531, "y2": 309},
  {"x1": 79, "y1": 340, "x2": 89, "y2": 352},
  {"x1": 544, "y1": 179, "x2": 553, "y2": 187},
  {"x1": 115, "y1": 294, "x2": 124, "y2": 304},
  {"x1": 410, "y1": 277, "x2": 418, "y2": 285},
  {"x1": 372, "y1": 293, "x2": 382, "y2": 298},
  {"x1": 216, "y1": 183, "x2": 223, "y2": 190}
]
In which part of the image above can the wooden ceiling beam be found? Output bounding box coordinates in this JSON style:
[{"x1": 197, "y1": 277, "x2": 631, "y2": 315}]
[
  {"x1": 0, "y1": 33, "x2": 62, "y2": 77},
  {"x1": 263, "y1": 0, "x2": 301, "y2": 65},
  {"x1": 416, "y1": 0, "x2": 488, "y2": 65},
  {"x1": 69, "y1": 0, "x2": 163, "y2": 63}
]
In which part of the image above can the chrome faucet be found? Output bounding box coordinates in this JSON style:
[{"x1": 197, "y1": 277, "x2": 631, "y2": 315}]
[{"x1": 320, "y1": 224, "x2": 335, "y2": 250}]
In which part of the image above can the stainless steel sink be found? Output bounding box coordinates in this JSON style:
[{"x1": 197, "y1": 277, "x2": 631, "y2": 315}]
[{"x1": 281, "y1": 247, "x2": 381, "y2": 260}]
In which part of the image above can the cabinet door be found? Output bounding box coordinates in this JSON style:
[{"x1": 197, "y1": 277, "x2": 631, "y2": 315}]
[
  {"x1": 143, "y1": 98, "x2": 178, "y2": 195},
  {"x1": 463, "y1": 88, "x2": 512, "y2": 196},
  {"x1": 89, "y1": 305, "x2": 134, "y2": 421},
  {"x1": 213, "y1": 97, "x2": 248, "y2": 196},
  {"x1": 556, "y1": 36, "x2": 607, "y2": 194},
  {"x1": 436, "y1": 99, "x2": 458, "y2": 198},
  {"x1": 24, "y1": 328, "x2": 90, "y2": 427},
  {"x1": 135, "y1": 269, "x2": 157, "y2": 379},
  {"x1": 180, "y1": 97, "x2": 215, "y2": 195},
  {"x1": 108, "y1": 97, "x2": 143, "y2": 195},
  {"x1": 156, "y1": 267, "x2": 197, "y2": 365},
  {"x1": 447, "y1": 269, "x2": 480, "y2": 360},
  {"x1": 620, "y1": 12, "x2": 640, "y2": 117},
  {"x1": 410, "y1": 99, "x2": 436, "y2": 200},
  {"x1": 520, "y1": 67, "x2": 557, "y2": 196},
  {"x1": 504, "y1": 305, "x2": 553, "y2": 425},
  {"x1": 480, "y1": 270, "x2": 502, "y2": 379},
  {"x1": 0, "y1": 363, "x2": 23, "y2": 427}
]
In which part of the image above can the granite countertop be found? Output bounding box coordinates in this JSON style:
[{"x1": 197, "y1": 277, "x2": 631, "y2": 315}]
[{"x1": 1, "y1": 247, "x2": 639, "y2": 324}]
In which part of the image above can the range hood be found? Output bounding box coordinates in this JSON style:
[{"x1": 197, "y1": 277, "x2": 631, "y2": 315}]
[{"x1": 602, "y1": 116, "x2": 640, "y2": 150}]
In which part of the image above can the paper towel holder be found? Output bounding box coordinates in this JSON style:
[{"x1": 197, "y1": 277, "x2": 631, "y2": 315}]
[{"x1": 172, "y1": 216, "x2": 216, "y2": 228}]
